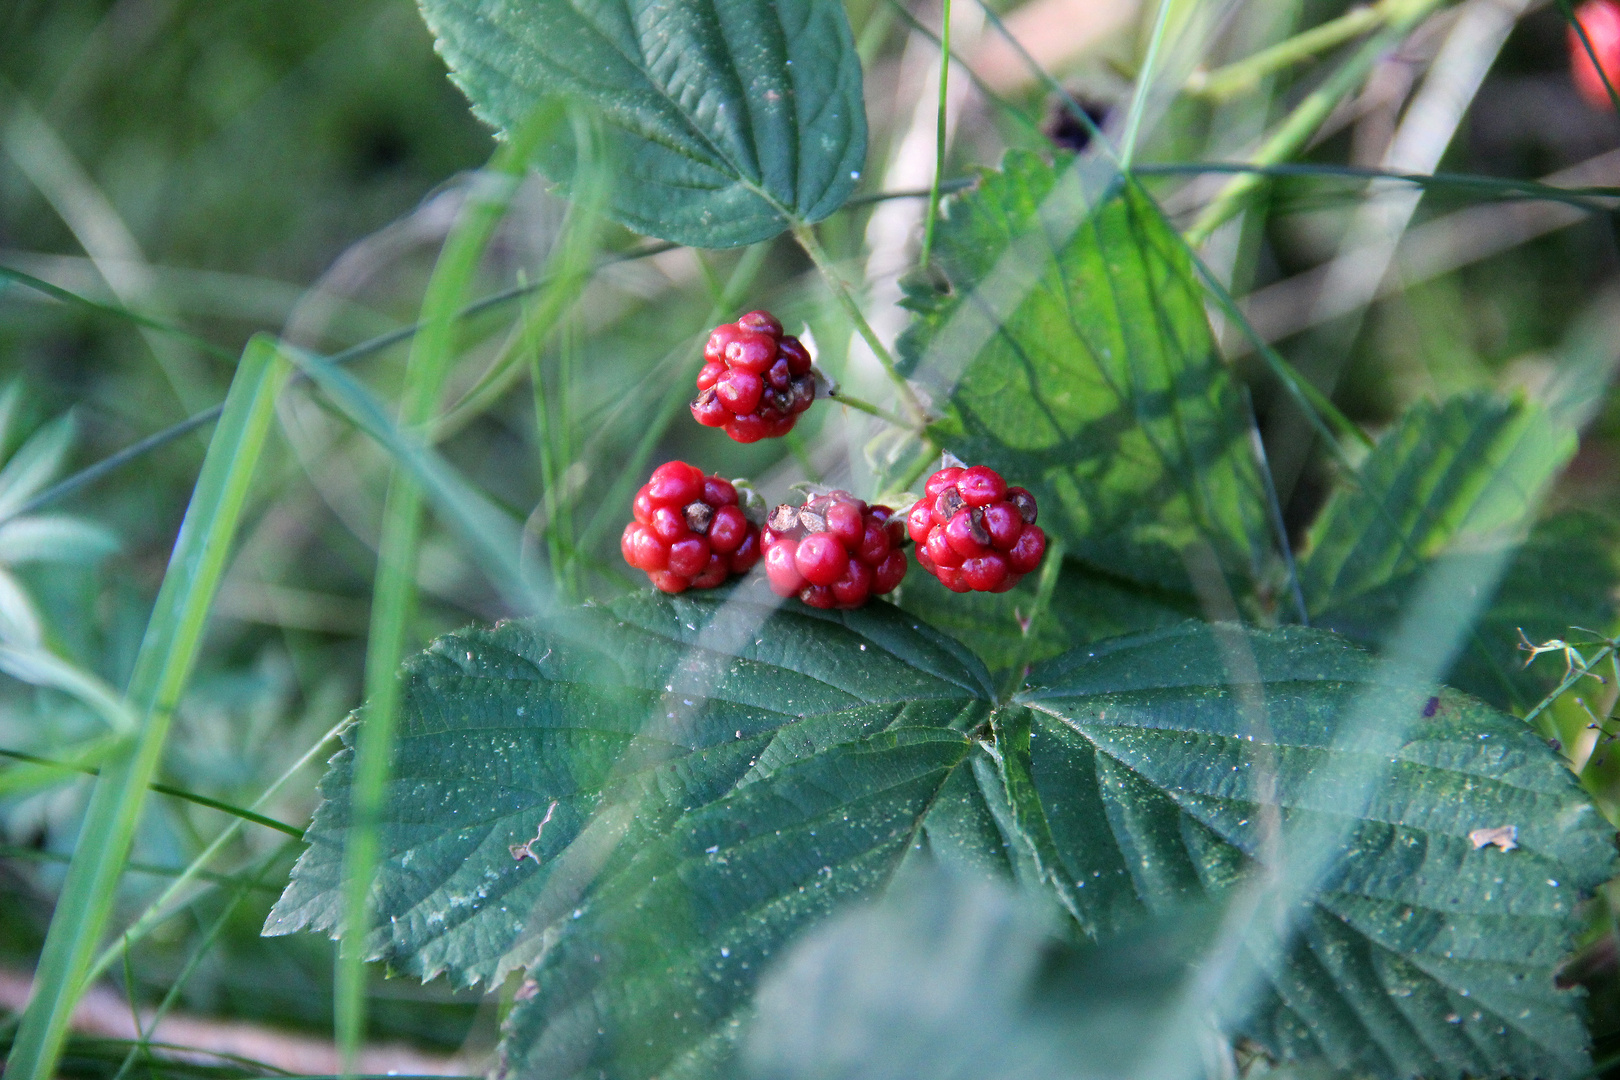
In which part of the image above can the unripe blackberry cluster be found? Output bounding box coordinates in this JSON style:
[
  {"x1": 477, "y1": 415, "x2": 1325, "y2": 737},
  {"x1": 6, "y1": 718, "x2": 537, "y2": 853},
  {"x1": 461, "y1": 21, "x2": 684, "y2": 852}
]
[
  {"x1": 691, "y1": 311, "x2": 816, "y2": 443},
  {"x1": 622, "y1": 308, "x2": 1049, "y2": 606},
  {"x1": 907, "y1": 465, "x2": 1045, "y2": 593},
  {"x1": 621, "y1": 461, "x2": 761, "y2": 593},
  {"x1": 761, "y1": 492, "x2": 908, "y2": 610}
]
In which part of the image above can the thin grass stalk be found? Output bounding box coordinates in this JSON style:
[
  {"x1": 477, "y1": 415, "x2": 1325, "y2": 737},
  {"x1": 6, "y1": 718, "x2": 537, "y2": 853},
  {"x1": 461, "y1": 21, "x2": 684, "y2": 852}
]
[
  {"x1": 109, "y1": 846, "x2": 291, "y2": 1080},
  {"x1": 4, "y1": 333, "x2": 290, "y2": 1080},
  {"x1": 80, "y1": 715, "x2": 348, "y2": 988},
  {"x1": 789, "y1": 221, "x2": 929, "y2": 425},
  {"x1": 1185, "y1": 0, "x2": 1447, "y2": 246},
  {"x1": 0, "y1": 746, "x2": 300, "y2": 835},
  {"x1": 1119, "y1": 0, "x2": 1176, "y2": 169},
  {"x1": 919, "y1": 0, "x2": 951, "y2": 267},
  {"x1": 334, "y1": 103, "x2": 563, "y2": 1074},
  {"x1": 532, "y1": 345, "x2": 567, "y2": 594}
]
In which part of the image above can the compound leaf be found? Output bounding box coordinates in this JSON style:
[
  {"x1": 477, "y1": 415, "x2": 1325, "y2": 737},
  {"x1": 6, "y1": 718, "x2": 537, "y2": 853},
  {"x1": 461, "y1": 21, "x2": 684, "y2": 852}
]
[
  {"x1": 268, "y1": 597, "x2": 1612, "y2": 1080},
  {"x1": 417, "y1": 0, "x2": 867, "y2": 247}
]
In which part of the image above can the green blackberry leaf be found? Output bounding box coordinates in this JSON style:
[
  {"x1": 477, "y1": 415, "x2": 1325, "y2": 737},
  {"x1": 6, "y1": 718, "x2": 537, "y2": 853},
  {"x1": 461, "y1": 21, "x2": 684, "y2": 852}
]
[
  {"x1": 899, "y1": 151, "x2": 1274, "y2": 599},
  {"x1": 415, "y1": 0, "x2": 867, "y2": 247},
  {"x1": 1007, "y1": 620, "x2": 1613, "y2": 1079}
]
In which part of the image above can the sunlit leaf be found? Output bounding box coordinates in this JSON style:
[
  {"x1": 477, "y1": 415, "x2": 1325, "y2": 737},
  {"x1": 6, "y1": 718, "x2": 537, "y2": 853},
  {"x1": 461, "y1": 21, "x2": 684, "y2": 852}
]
[
  {"x1": 417, "y1": 0, "x2": 867, "y2": 247},
  {"x1": 898, "y1": 151, "x2": 1274, "y2": 597}
]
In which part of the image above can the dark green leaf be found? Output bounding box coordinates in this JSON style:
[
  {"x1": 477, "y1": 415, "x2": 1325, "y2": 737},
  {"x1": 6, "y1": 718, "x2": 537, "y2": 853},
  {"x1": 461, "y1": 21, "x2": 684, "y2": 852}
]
[
  {"x1": 1011, "y1": 620, "x2": 1615, "y2": 1079},
  {"x1": 1299, "y1": 393, "x2": 1583, "y2": 709},
  {"x1": 899, "y1": 151, "x2": 1274, "y2": 597},
  {"x1": 416, "y1": 0, "x2": 867, "y2": 247},
  {"x1": 263, "y1": 590, "x2": 994, "y2": 1014},
  {"x1": 498, "y1": 725, "x2": 991, "y2": 1080},
  {"x1": 269, "y1": 596, "x2": 1612, "y2": 1080}
]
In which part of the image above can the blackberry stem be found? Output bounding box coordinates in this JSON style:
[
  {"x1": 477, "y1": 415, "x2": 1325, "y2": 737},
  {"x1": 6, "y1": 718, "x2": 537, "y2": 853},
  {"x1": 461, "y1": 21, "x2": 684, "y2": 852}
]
[
  {"x1": 789, "y1": 221, "x2": 929, "y2": 426},
  {"x1": 830, "y1": 390, "x2": 909, "y2": 427}
]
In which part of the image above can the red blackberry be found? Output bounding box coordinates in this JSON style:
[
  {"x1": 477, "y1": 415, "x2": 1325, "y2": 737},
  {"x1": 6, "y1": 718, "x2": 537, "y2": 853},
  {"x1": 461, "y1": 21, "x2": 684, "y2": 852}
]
[
  {"x1": 690, "y1": 310, "x2": 816, "y2": 443},
  {"x1": 621, "y1": 461, "x2": 762, "y2": 593},
  {"x1": 761, "y1": 491, "x2": 908, "y2": 610},
  {"x1": 907, "y1": 465, "x2": 1044, "y2": 593}
]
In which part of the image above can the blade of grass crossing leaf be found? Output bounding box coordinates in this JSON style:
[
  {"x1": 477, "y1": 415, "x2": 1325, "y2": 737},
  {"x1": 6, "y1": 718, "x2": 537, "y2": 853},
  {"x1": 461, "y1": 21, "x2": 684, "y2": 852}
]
[
  {"x1": 1182, "y1": 242, "x2": 1373, "y2": 451},
  {"x1": 336, "y1": 101, "x2": 565, "y2": 1075},
  {"x1": 5, "y1": 334, "x2": 289, "y2": 1080},
  {"x1": 1119, "y1": 0, "x2": 1175, "y2": 169}
]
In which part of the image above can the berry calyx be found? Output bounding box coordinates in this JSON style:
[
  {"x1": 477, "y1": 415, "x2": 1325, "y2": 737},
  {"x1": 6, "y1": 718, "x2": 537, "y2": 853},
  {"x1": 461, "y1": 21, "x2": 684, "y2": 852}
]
[
  {"x1": 1571, "y1": 0, "x2": 1620, "y2": 108},
  {"x1": 761, "y1": 491, "x2": 908, "y2": 609},
  {"x1": 690, "y1": 311, "x2": 816, "y2": 443},
  {"x1": 622, "y1": 461, "x2": 762, "y2": 593},
  {"x1": 909, "y1": 465, "x2": 1044, "y2": 593}
]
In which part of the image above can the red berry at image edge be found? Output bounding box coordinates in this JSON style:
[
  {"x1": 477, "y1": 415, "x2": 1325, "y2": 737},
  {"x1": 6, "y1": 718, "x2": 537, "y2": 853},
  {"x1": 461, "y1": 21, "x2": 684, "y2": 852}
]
[
  {"x1": 762, "y1": 491, "x2": 908, "y2": 610},
  {"x1": 691, "y1": 310, "x2": 817, "y2": 443},
  {"x1": 1571, "y1": 0, "x2": 1620, "y2": 108},
  {"x1": 908, "y1": 465, "x2": 1044, "y2": 593},
  {"x1": 621, "y1": 461, "x2": 762, "y2": 593}
]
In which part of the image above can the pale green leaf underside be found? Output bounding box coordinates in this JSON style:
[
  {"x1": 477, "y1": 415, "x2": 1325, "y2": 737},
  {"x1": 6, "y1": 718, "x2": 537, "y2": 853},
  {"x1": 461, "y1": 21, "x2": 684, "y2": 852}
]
[
  {"x1": 898, "y1": 151, "x2": 1274, "y2": 595},
  {"x1": 268, "y1": 597, "x2": 1612, "y2": 1080},
  {"x1": 417, "y1": 0, "x2": 867, "y2": 247}
]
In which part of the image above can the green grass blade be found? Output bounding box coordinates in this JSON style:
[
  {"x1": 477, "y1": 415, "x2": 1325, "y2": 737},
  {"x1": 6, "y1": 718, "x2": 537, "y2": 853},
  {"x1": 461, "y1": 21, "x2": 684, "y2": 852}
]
[
  {"x1": 0, "y1": 264, "x2": 237, "y2": 362},
  {"x1": 1119, "y1": 0, "x2": 1174, "y2": 169},
  {"x1": 919, "y1": 0, "x2": 952, "y2": 266},
  {"x1": 0, "y1": 746, "x2": 301, "y2": 836},
  {"x1": 333, "y1": 100, "x2": 564, "y2": 1075},
  {"x1": 4, "y1": 332, "x2": 290, "y2": 1080},
  {"x1": 79, "y1": 716, "x2": 348, "y2": 990},
  {"x1": 1185, "y1": 0, "x2": 1448, "y2": 246},
  {"x1": 4, "y1": 244, "x2": 676, "y2": 525}
]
